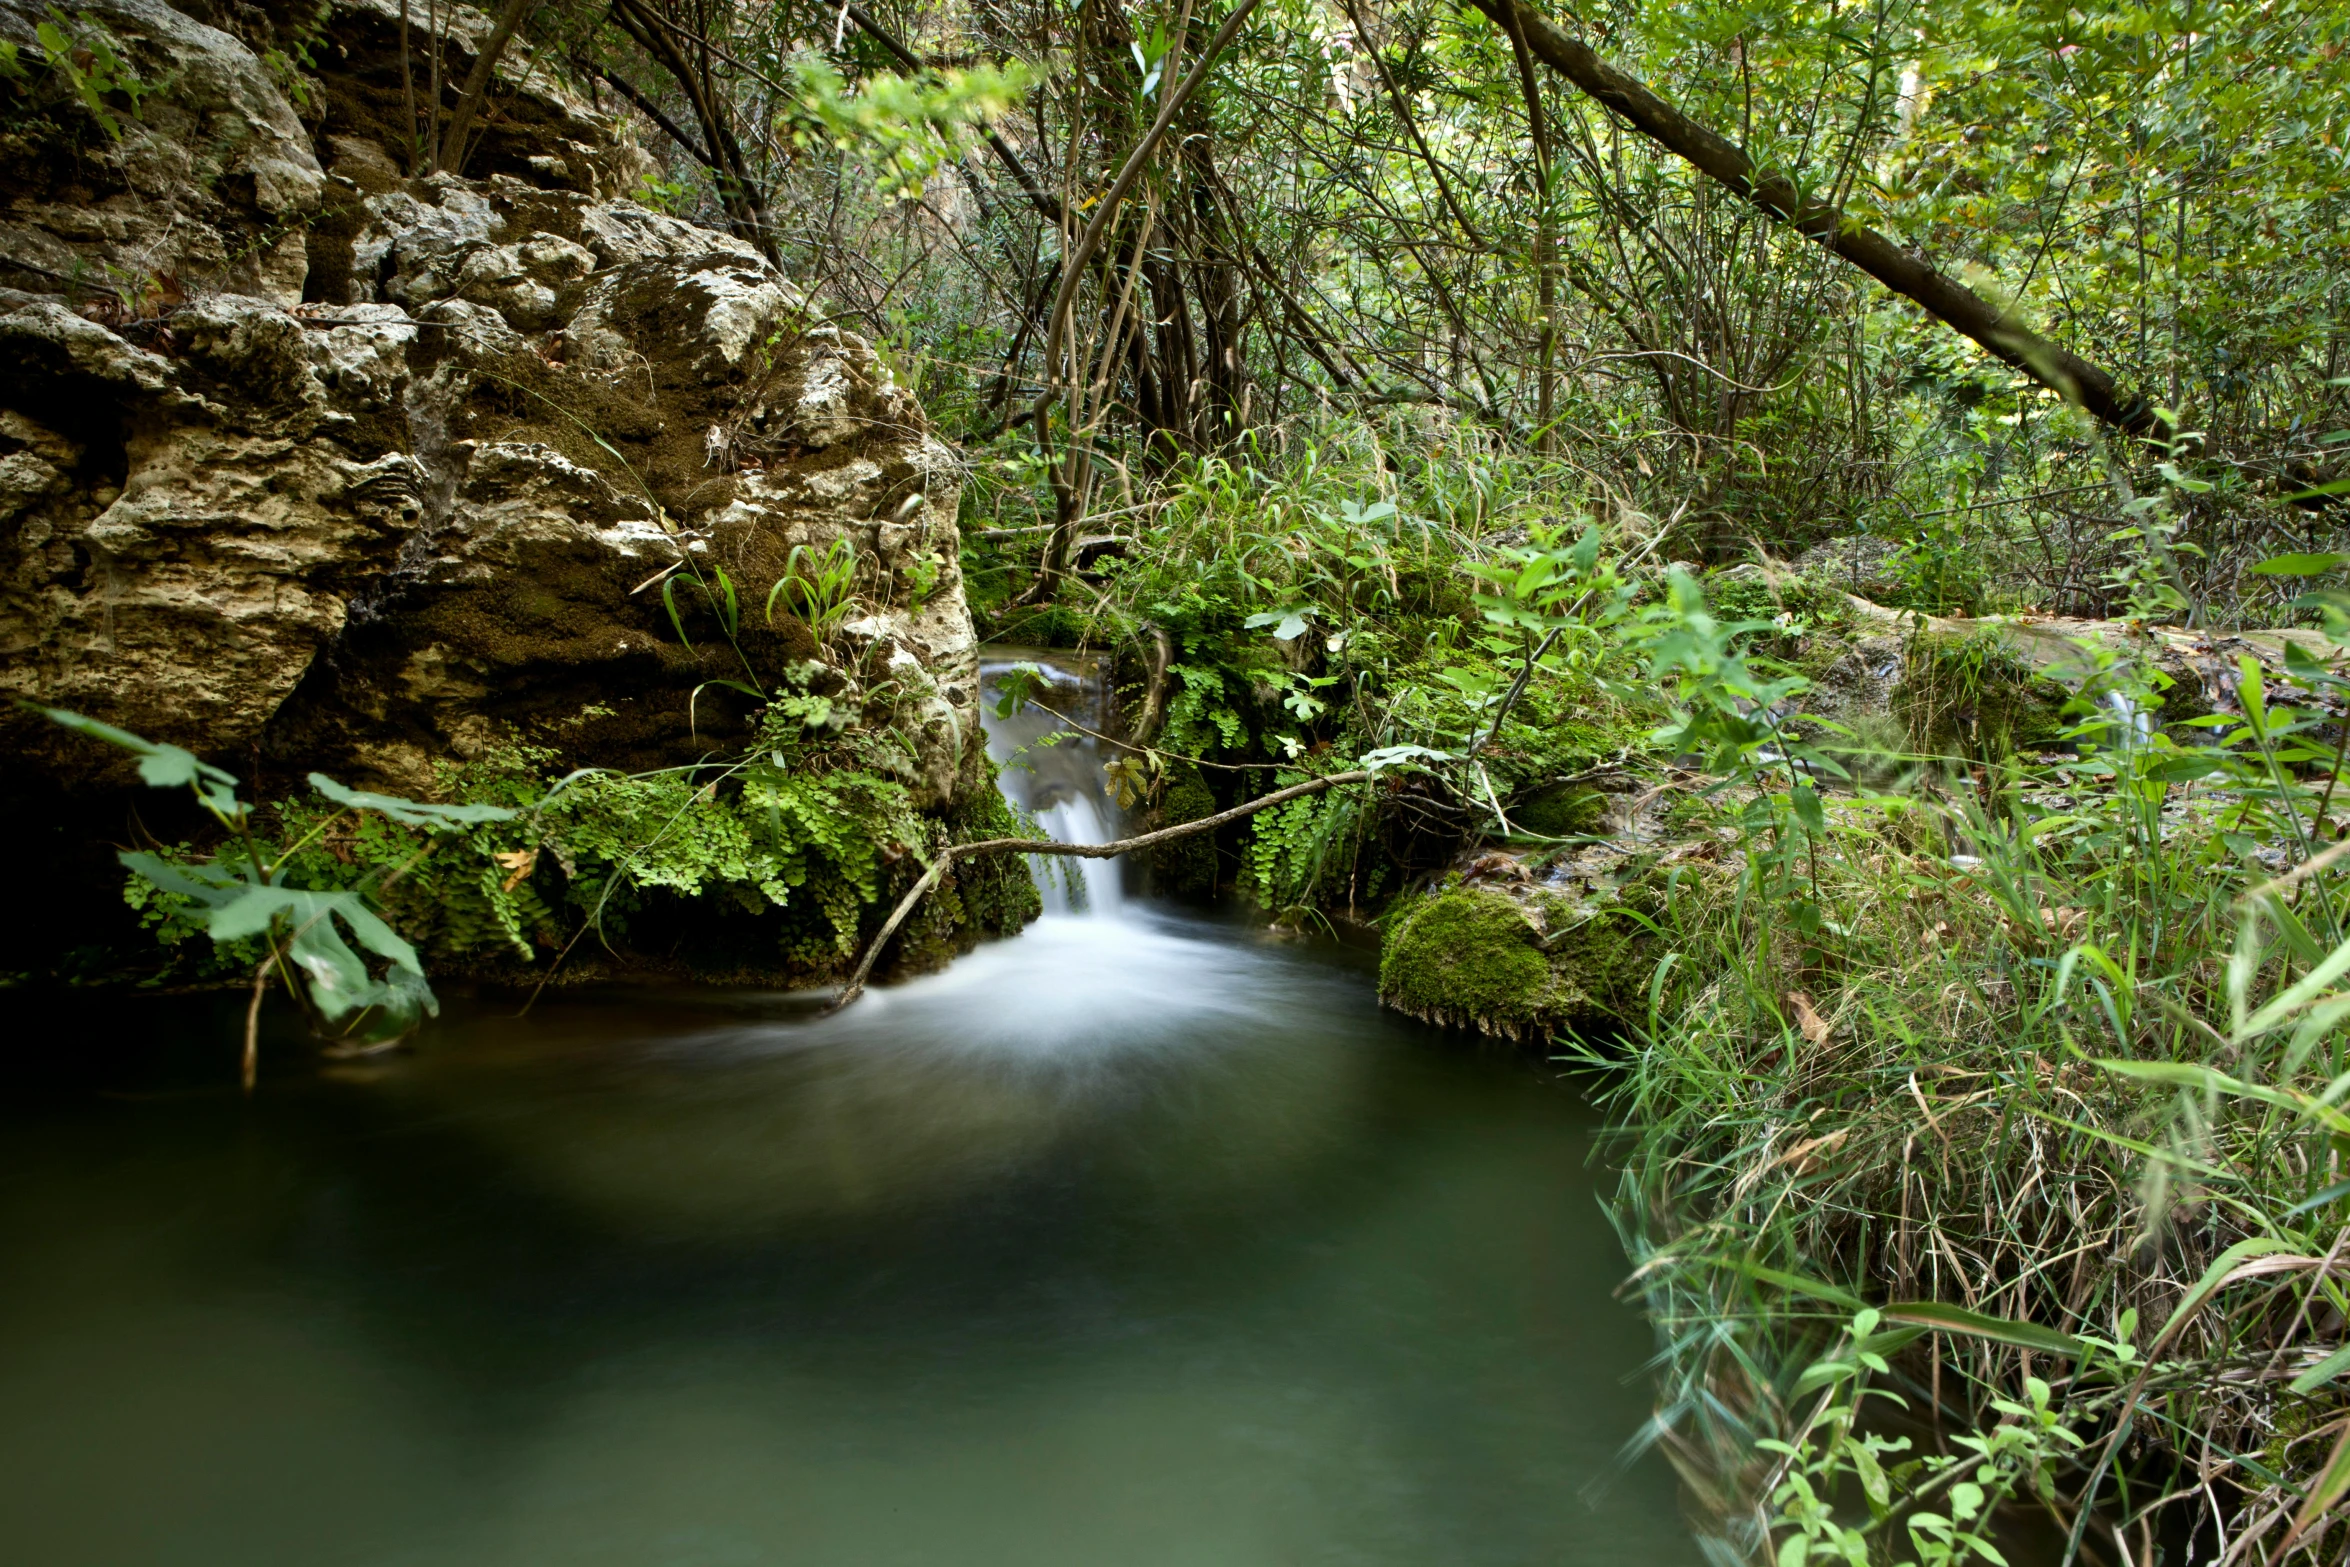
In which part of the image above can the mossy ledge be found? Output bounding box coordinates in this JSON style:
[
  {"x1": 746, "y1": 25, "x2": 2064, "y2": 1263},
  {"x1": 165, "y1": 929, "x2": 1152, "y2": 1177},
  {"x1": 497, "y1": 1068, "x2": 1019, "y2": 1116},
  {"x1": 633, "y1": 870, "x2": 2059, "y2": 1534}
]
[{"x1": 1377, "y1": 879, "x2": 1654, "y2": 1041}]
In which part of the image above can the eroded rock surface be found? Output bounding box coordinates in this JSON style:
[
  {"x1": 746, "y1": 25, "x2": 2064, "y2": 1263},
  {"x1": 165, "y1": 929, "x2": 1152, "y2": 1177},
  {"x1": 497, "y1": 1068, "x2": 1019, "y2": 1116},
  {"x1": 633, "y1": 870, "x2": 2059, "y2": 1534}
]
[{"x1": 0, "y1": 0, "x2": 979, "y2": 821}]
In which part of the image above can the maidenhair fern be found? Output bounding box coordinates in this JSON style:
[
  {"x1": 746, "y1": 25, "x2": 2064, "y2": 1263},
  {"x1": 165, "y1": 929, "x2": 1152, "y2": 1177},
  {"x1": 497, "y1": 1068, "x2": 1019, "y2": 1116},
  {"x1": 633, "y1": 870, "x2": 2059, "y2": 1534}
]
[{"x1": 1240, "y1": 781, "x2": 1366, "y2": 913}]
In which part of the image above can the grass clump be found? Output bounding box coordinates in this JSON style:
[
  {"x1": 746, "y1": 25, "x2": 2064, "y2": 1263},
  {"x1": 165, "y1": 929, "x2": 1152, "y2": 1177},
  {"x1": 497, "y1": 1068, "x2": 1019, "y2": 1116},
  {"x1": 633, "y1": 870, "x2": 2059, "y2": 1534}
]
[
  {"x1": 1896, "y1": 625, "x2": 2075, "y2": 762},
  {"x1": 1596, "y1": 664, "x2": 2350, "y2": 1561}
]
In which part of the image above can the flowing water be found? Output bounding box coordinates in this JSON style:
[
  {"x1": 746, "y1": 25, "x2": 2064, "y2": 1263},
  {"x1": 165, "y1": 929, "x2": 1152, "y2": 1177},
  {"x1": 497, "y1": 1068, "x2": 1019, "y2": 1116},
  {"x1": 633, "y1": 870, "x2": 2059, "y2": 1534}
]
[
  {"x1": 983, "y1": 649, "x2": 1125, "y2": 914},
  {"x1": 0, "y1": 655, "x2": 1697, "y2": 1567}
]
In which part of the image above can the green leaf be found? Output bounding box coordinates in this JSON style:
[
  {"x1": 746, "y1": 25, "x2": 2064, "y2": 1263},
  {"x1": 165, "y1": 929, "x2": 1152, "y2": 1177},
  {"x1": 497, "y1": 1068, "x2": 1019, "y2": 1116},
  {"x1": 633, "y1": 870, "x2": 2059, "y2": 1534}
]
[
  {"x1": 2252, "y1": 553, "x2": 2350, "y2": 576},
  {"x1": 2238, "y1": 655, "x2": 2268, "y2": 731},
  {"x1": 2094, "y1": 1057, "x2": 2350, "y2": 1135},
  {"x1": 327, "y1": 894, "x2": 423, "y2": 974},
  {"x1": 1245, "y1": 607, "x2": 1313, "y2": 641},
  {"x1": 1702, "y1": 1254, "x2": 1866, "y2": 1310},
  {"x1": 711, "y1": 564, "x2": 740, "y2": 636},
  {"x1": 1882, "y1": 1301, "x2": 2086, "y2": 1356},
  {"x1": 2283, "y1": 477, "x2": 2350, "y2": 504},
  {"x1": 1360, "y1": 744, "x2": 1454, "y2": 773},
  {"x1": 276, "y1": 890, "x2": 426, "y2": 1022},
  {"x1": 308, "y1": 774, "x2": 517, "y2": 826},
  {"x1": 2289, "y1": 1343, "x2": 2350, "y2": 1395},
  {"x1": 2286, "y1": 1176, "x2": 2350, "y2": 1218},
  {"x1": 2283, "y1": 641, "x2": 2349, "y2": 689},
  {"x1": 662, "y1": 576, "x2": 693, "y2": 649},
  {"x1": 205, "y1": 884, "x2": 300, "y2": 943},
  {"x1": 36, "y1": 706, "x2": 242, "y2": 810},
  {"x1": 117, "y1": 849, "x2": 243, "y2": 903},
  {"x1": 1789, "y1": 783, "x2": 1826, "y2": 835},
  {"x1": 2295, "y1": 589, "x2": 2350, "y2": 643}
]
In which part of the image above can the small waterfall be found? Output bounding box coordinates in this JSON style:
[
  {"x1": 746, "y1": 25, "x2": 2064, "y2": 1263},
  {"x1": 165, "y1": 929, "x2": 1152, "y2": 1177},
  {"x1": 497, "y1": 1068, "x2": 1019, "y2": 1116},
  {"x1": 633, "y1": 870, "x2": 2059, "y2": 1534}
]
[{"x1": 979, "y1": 651, "x2": 1125, "y2": 916}]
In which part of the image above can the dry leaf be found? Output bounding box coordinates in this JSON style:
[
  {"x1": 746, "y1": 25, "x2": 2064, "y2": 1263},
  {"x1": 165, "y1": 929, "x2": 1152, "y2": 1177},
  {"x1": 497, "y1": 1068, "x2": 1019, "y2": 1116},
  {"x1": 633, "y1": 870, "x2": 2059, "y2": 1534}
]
[
  {"x1": 494, "y1": 848, "x2": 537, "y2": 893},
  {"x1": 1787, "y1": 990, "x2": 1832, "y2": 1048},
  {"x1": 2039, "y1": 905, "x2": 2086, "y2": 940},
  {"x1": 1783, "y1": 1128, "x2": 1850, "y2": 1176}
]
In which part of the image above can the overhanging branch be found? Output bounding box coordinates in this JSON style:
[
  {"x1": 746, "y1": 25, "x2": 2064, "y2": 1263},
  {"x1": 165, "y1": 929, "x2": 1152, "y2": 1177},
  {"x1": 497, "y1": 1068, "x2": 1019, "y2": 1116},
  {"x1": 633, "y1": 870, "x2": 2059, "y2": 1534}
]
[{"x1": 1467, "y1": 0, "x2": 2166, "y2": 442}]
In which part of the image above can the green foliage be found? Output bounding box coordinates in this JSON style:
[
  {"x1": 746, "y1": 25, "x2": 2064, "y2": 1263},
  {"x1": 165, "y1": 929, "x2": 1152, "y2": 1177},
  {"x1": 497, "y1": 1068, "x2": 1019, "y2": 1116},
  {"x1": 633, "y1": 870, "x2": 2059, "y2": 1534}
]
[
  {"x1": 39, "y1": 707, "x2": 516, "y2": 1038},
  {"x1": 782, "y1": 55, "x2": 1031, "y2": 200},
  {"x1": 1162, "y1": 662, "x2": 1251, "y2": 754},
  {"x1": 542, "y1": 758, "x2": 923, "y2": 962},
  {"x1": 1597, "y1": 618, "x2": 2350, "y2": 1559},
  {"x1": 1239, "y1": 779, "x2": 1365, "y2": 913},
  {"x1": 767, "y1": 538, "x2": 859, "y2": 641},
  {"x1": 1896, "y1": 627, "x2": 2074, "y2": 761},
  {"x1": 1764, "y1": 1314, "x2": 2087, "y2": 1567},
  {"x1": 49, "y1": 655, "x2": 1027, "y2": 999},
  {"x1": 2, "y1": 8, "x2": 148, "y2": 140}
]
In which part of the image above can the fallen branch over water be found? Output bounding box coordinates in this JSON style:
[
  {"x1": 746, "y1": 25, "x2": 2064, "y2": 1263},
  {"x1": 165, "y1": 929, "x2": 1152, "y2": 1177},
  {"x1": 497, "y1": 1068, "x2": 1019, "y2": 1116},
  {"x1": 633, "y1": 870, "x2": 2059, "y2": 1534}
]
[{"x1": 830, "y1": 769, "x2": 1372, "y2": 1011}]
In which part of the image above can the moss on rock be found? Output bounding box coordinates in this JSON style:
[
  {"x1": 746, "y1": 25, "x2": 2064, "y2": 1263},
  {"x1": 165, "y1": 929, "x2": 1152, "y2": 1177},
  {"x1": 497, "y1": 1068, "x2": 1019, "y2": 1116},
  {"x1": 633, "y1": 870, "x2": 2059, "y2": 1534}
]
[
  {"x1": 887, "y1": 757, "x2": 1042, "y2": 979},
  {"x1": 1533, "y1": 892, "x2": 1657, "y2": 1019},
  {"x1": 1897, "y1": 627, "x2": 2074, "y2": 760},
  {"x1": 1381, "y1": 885, "x2": 1571, "y2": 1038},
  {"x1": 1513, "y1": 784, "x2": 1611, "y2": 838},
  {"x1": 1145, "y1": 763, "x2": 1219, "y2": 898},
  {"x1": 1378, "y1": 870, "x2": 1670, "y2": 1040}
]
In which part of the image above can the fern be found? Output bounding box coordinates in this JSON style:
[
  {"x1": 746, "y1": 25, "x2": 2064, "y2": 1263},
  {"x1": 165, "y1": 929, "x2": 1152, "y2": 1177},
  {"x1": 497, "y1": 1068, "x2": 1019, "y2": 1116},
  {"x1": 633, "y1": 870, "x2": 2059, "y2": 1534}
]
[
  {"x1": 1241, "y1": 782, "x2": 1366, "y2": 911},
  {"x1": 1164, "y1": 663, "x2": 1250, "y2": 754}
]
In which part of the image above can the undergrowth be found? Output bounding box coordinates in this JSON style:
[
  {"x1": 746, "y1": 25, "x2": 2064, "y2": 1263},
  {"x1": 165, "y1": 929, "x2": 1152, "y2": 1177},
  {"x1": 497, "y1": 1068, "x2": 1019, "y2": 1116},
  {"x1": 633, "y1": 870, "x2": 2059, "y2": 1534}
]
[
  {"x1": 968, "y1": 421, "x2": 2350, "y2": 1559},
  {"x1": 116, "y1": 707, "x2": 1035, "y2": 995}
]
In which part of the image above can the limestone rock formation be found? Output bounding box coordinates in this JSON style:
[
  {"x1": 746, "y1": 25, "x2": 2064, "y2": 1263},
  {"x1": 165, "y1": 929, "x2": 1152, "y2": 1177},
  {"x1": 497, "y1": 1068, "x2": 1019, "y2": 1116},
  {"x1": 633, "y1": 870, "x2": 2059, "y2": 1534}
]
[
  {"x1": 0, "y1": 0, "x2": 979, "y2": 818},
  {"x1": 0, "y1": 0, "x2": 994, "y2": 973}
]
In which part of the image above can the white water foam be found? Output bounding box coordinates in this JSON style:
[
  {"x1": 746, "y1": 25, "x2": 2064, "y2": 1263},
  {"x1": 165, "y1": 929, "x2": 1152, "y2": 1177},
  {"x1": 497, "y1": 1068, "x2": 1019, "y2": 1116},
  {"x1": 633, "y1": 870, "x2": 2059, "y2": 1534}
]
[{"x1": 980, "y1": 652, "x2": 1126, "y2": 917}]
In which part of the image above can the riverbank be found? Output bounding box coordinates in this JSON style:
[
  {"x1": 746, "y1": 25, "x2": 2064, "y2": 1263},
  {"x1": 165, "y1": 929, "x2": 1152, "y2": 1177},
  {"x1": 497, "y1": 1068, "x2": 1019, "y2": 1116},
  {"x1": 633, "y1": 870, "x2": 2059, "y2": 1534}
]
[{"x1": 964, "y1": 441, "x2": 2350, "y2": 1562}]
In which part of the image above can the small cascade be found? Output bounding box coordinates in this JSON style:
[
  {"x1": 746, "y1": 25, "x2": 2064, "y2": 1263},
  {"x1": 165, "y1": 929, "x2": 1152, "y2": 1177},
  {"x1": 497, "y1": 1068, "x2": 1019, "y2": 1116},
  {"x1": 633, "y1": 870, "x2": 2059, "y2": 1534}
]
[{"x1": 979, "y1": 651, "x2": 1126, "y2": 916}]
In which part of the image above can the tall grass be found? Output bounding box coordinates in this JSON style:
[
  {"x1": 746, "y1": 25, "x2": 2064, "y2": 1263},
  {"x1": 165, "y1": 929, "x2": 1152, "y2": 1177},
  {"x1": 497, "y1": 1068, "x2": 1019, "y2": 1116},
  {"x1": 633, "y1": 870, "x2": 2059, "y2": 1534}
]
[{"x1": 1599, "y1": 669, "x2": 2350, "y2": 1563}]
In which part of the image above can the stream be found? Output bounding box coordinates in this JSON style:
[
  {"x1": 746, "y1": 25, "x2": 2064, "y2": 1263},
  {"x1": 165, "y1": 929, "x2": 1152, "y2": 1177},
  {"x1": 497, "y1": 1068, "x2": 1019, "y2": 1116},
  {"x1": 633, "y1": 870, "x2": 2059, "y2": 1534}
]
[{"x1": 0, "y1": 654, "x2": 1697, "y2": 1567}]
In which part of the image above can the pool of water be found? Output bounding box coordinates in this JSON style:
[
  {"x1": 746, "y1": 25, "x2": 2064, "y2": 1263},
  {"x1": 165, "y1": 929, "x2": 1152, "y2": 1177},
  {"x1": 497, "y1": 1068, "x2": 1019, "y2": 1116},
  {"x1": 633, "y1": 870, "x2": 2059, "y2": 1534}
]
[{"x1": 0, "y1": 905, "x2": 1694, "y2": 1567}]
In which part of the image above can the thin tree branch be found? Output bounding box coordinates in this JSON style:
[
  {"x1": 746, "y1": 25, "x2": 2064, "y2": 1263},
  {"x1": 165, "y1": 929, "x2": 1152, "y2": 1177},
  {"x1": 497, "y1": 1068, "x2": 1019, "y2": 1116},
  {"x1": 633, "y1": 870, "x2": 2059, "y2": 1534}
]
[
  {"x1": 830, "y1": 767, "x2": 1369, "y2": 1009},
  {"x1": 591, "y1": 61, "x2": 716, "y2": 168}
]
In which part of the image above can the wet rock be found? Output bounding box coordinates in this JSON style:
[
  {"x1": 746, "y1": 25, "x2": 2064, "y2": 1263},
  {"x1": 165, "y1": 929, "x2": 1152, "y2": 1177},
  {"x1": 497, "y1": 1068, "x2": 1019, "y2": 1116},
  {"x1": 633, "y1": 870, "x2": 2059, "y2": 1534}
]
[{"x1": 1379, "y1": 877, "x2": 1658, "y2": 1040}]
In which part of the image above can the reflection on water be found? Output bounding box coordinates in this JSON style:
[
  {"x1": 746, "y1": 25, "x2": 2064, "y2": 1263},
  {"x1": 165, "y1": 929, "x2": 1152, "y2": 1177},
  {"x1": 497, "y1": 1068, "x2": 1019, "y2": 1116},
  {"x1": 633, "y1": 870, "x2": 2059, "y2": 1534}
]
[{"x1": 0, "y1": 910, "x2": 1697, "y2": 1567}]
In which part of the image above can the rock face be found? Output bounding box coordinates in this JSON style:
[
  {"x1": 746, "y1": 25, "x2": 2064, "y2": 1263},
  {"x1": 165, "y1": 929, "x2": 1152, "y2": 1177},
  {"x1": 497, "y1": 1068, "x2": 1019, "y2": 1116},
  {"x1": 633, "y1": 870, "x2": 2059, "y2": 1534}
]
[
  {"x1": 0, "y1": 0, "x2": 988, "y2": 966},
  {"x1": 1, "y1": 0, "x2": 976, "y2": 789}
]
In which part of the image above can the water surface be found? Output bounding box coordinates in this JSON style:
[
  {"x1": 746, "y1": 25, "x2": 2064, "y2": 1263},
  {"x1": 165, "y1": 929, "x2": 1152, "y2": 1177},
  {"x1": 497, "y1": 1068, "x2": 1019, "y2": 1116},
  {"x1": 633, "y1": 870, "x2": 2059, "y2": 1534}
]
[{"x1": 0, "y1": 910, "x2": 1692, "y2": 1566}]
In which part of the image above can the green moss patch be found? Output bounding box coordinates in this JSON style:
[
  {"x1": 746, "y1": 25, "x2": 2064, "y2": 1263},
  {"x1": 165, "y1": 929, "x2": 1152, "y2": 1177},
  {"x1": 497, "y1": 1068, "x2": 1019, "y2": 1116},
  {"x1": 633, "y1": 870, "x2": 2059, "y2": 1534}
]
[
  {"x1": 1144, "y1": 763, "x2": 1219, "y2": 898},
  {"x1": 1512, "y1": 784, "x2": 1611, "y2": 838},
  {"x1": 1381, "y1": 886, "x2": 1566, "y2": 1038},
  {"x1": 1533, "y1": 892, "x2": 1658, "y2": 1020}
]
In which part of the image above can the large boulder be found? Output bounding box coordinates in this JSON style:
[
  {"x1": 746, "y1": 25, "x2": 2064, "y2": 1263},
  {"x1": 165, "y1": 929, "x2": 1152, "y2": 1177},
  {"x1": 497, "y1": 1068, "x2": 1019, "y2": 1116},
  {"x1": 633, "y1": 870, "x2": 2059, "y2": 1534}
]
[
  {"x1": 0, "y1": 0, "x2": 991, "y2": 969},
  {"x1": 0, "y1": 0, "x2": 325, "y2": 306}
]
